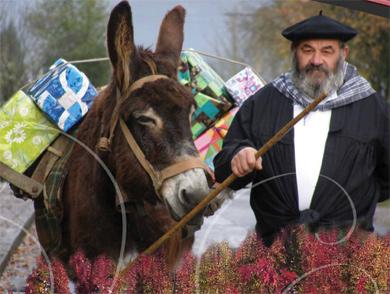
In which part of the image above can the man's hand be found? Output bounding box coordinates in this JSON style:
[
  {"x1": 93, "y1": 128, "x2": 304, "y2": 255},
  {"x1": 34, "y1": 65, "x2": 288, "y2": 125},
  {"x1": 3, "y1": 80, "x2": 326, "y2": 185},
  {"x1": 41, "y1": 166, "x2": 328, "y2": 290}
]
[{"x1": 231, "y1": 147, "x2": 262, "y2": 177}]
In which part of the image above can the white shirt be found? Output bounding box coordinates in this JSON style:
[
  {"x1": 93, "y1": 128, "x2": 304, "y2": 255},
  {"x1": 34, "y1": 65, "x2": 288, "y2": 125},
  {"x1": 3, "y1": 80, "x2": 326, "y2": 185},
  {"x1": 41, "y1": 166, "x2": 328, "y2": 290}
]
[{"x1": 294, "y1": 91, "x2": 337, "y2": 211}]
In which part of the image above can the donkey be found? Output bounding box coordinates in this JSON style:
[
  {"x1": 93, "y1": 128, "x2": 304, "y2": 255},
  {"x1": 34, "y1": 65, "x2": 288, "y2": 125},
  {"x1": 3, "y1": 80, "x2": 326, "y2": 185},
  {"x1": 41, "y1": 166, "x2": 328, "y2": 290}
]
[{"x1": 59, "y1": 1, "x2": 215, "y2": 269}]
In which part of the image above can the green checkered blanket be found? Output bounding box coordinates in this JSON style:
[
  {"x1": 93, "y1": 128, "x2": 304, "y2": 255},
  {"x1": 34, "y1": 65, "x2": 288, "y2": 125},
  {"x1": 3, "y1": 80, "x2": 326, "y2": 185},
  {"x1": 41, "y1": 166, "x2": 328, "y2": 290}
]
[{"x1": 34, "y1": 127, "x2": 79, "y2": 257}]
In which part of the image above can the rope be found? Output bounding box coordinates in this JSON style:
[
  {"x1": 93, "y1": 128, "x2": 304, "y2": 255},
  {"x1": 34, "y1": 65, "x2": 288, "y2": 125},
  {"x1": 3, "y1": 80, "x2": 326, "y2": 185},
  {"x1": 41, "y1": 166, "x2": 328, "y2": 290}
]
[
  {"x1": 15, "y1": 49, "x2": 266, "y2": 95},
  {"x1": 15, "y1": 57, "x2": 110, "y2": 94},
  {"x1": 182, "y1": 48, "x2": 268, "y2": 85}
]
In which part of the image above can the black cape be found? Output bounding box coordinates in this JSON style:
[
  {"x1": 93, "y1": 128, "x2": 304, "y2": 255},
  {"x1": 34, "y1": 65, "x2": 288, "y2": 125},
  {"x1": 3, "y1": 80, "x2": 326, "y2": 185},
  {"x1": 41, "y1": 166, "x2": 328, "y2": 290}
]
[{"x1": 213, "y1": 84, "x2": 389, "y2": 246}]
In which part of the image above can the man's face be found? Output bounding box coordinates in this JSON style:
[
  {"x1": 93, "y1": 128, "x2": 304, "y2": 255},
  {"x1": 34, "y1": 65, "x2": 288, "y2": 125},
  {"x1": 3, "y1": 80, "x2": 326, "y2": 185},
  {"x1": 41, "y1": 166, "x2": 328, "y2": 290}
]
[
  {"x1": 291, "y1": 39, "x2": 349, "y2": 98},
  {"x1": 294, "y1": 39, "x2": 347, "y2": 85}
]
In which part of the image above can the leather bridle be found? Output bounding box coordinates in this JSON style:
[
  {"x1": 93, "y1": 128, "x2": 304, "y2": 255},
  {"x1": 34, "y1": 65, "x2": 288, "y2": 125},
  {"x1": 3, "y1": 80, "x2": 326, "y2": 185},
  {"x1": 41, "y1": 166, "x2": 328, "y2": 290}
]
[{"x1": 99, "y1": 75, "x2": 213, "y2": 204}]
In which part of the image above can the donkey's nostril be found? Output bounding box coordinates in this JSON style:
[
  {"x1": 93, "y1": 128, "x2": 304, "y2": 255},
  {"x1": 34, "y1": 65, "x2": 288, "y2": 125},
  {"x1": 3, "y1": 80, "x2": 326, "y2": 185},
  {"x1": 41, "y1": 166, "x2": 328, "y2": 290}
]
[{"x1": 179, "y1": 188, "x2": 192, "y2": 206}]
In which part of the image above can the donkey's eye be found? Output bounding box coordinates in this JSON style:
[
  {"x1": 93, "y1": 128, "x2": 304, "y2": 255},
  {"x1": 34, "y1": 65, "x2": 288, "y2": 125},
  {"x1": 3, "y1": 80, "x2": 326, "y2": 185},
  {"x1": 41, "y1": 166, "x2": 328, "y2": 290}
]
[{"x1": 137, "y1": 115, "x2": 156, "y2": 125}]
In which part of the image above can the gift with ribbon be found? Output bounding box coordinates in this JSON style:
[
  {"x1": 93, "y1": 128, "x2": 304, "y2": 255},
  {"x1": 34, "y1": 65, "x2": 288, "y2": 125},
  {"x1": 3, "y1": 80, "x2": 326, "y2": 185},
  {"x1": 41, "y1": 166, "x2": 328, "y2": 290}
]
[
  {"x1": 0, "y1": 91, "x2": 60, "y2": 173},
  {"x1": 28, "y1": 58, "x2": 98, "y2": 132}
]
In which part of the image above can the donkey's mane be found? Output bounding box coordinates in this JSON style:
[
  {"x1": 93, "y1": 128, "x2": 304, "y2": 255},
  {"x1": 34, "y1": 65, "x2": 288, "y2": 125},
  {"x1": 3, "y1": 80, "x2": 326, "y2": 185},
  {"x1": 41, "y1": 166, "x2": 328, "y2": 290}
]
[{"x1": 137, "y1": 45, "x2": 153, "y2": 52}]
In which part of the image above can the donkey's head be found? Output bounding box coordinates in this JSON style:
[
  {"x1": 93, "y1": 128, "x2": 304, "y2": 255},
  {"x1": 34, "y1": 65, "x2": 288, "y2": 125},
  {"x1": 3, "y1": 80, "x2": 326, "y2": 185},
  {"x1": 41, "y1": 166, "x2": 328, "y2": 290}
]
[{"x1": 103, "y1": 1, "x2": 212, "y2": 225}]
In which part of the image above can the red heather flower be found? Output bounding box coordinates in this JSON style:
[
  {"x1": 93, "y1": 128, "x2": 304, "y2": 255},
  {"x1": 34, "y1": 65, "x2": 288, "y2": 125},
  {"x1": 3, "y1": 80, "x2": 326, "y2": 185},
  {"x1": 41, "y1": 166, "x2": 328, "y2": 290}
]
[
  {"x1": 174, "y1": 250, "x2": 197, "y2": 292},
  {"x1": 280, "y1": 268, "x2": 298, "y2": 283},
  {"x1": 50, "y1": 256, "x2": 70, "y2": 294},
  {"x1": 25, "y1": 255, "x2": 69, "y2": 294},
  {"x1": 90, "y1": 255, "x2": 117, "y2": 293},
  {"x1": 357, "y1": 278, "x2": 367, "y2": 293},
  {"x1": 238, "y1": 264, "x2": 256, "y2": 284},
  {"x1": 69, "y1": 250, "x2": 92, "y2": 293}
]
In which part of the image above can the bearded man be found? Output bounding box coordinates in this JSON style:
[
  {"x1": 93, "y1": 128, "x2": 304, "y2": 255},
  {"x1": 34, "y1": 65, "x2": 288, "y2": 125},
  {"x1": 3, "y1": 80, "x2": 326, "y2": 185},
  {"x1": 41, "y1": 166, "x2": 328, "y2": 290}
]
[{"x1": 213, "y1": 12, "x2": 389, "y2": 247}]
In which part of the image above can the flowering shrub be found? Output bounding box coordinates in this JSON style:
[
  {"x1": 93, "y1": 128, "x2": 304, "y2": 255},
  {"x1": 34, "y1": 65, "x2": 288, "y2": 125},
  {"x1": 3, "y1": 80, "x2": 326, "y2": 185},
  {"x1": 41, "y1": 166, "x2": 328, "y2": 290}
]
[
  {"x1": 25, "y1": 226, "x2": 390, "y2": 293},
  {"x1": 25, "y1": 255, "x2": 69, "y2": 294}
]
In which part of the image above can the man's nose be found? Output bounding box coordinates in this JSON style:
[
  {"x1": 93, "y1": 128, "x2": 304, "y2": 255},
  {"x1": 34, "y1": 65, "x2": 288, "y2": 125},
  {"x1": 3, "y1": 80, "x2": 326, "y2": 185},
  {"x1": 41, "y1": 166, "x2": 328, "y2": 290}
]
[{"x1": 310, "y1": 52, "x2": 323, "y2": 66}]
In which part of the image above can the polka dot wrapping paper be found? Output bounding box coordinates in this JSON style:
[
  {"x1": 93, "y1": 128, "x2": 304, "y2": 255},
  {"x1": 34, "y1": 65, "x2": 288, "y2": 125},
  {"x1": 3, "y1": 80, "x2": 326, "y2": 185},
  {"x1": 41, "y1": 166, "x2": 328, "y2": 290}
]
[
  {"x1": 225, "y1": 67, "x2": 266, "y2": 106},
  {"x1": 0, "y1": 91, "x2": 60, "y2": 173}
]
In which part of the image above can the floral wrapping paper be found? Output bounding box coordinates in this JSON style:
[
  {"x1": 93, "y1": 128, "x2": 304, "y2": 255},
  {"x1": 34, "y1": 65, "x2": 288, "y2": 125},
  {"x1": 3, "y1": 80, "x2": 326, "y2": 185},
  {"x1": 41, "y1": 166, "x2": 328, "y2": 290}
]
[
  {"x1": 178, "y1": 50, "x2": 234, "y2": 139},
  {"x1": 0, "y1": 91, "x2": 60, "y2": 173},
  {"x1": 28, "y1": 58, "x2": 97, "y2": 132},
  {"x1": 225, "y1": 67, "x2": 265, "y2": 106}
]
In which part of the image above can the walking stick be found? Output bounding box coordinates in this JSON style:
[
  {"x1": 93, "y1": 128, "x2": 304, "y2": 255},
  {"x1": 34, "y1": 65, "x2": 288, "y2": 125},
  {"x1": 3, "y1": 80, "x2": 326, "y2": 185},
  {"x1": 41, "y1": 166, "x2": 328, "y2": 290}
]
[{"x1": 122, "y1": 92, "x2": 328, "y2": 274}]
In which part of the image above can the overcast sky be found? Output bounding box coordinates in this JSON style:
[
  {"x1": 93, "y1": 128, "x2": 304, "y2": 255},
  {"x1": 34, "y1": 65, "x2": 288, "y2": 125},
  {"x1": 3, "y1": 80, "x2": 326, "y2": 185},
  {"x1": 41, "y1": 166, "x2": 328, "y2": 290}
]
[
  {"x1": 1, "y1": 0, "x2": 260, "y2": 56},
  {"x1": 108, "y1": 0, "x2": 258, "y2": 55}
]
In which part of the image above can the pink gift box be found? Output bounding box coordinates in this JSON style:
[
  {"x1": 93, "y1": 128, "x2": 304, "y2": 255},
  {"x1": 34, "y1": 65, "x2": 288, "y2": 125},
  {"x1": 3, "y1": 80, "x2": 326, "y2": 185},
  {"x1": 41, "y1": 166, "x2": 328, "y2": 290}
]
[
  {"x1": 194, "y1": 127, "x2": 222, "y2": 176},
  {"x1": 225, "y1": 67, "x2": 265, "y2": 106}
]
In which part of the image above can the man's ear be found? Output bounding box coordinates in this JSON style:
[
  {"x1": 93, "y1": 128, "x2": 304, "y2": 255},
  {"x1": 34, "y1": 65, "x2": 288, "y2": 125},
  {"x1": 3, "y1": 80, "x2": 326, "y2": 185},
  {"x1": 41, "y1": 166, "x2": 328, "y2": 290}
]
[
  {"x1": 343, "y1": 45, "x2": 349, "y2": 60},
  {"x1": 291, "y1": 42, "x2": 295, "y2": 52}
]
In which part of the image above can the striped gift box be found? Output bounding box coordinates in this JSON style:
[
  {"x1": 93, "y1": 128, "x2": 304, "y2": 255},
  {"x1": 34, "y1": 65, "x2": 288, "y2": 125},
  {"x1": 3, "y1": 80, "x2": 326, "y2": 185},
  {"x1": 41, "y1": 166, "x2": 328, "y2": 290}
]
[
  {"x1": 194, "y1": 126, "x2": 222, "y2": 176},
  {"x1": 194, "y1": 107, "x2": 240, "y2": 174},
  {"x1": 28, "y1": 59, "x2": 98, "y2": 132}
]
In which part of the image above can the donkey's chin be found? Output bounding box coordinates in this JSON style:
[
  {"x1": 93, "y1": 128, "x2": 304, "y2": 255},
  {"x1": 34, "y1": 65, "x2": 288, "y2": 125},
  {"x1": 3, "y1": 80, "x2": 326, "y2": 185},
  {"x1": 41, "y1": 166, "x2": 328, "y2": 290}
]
[
  {"x1": 165, "y1": 201, "x2": 205, "y2": 226},
  {"x1": 160, "y1": 167, "x2": 210, "y2": 226}
]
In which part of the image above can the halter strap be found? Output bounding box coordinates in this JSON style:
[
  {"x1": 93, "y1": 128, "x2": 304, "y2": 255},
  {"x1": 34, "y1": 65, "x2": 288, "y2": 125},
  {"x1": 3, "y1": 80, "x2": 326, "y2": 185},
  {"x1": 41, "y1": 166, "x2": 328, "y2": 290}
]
[
  {"x1": 119, "y1": 118, "x2": 213, "y2": 200},
  {"x1": 99, "y1": 75, "x2": 169, "y2": 152},
  {"x1": 99, "y1": 74, "x2": 213, "y2": 203},
  {"x1": 128, "y1": 75, "x2": 168, "y2": 96}
]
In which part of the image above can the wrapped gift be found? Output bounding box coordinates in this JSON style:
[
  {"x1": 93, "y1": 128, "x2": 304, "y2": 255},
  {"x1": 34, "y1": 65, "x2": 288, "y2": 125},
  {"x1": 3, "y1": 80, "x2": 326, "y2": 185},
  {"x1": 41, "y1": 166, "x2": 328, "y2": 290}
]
[
  {"x1": 179, "y1": 50, "x2": 234, "y2": 138},
  {"x1": 191, "y1": 93, "x2": 233, "y2": 139},
  {"x1": 0, "y1": 91, "x2": 60, "y2": 173},
  {"x1": 194, "y1": 127, "x2": 222, "y2": 175},
  {"x1": 194, "y1": 107, "x2": 240, "y2": 174},
  {"x1": 225, "y1": 67, "x2": 265, "y2": 106},
  {"x1": 28, "y1": 58, "x2": 98, "y2": 132},
  {"x1": 215, "y1": 107, "x2": 239, "y2": 138}
]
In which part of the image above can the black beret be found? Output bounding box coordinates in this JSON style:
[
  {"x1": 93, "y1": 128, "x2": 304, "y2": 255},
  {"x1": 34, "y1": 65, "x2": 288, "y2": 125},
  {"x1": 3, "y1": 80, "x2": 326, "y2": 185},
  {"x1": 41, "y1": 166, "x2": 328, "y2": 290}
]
[{"x1": 282, "y1": 11, "x2": 357, "y2": 42}]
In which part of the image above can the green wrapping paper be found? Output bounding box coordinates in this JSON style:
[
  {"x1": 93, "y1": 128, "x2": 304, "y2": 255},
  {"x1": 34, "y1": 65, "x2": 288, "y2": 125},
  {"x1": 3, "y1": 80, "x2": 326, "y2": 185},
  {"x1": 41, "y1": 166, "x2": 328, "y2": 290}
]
[
  {"x1": 0, "y1": 91, "x2": 60, "y2": 173},
  {"x1": 178, "y1": 50, "x2": 234, "y2": 139}
]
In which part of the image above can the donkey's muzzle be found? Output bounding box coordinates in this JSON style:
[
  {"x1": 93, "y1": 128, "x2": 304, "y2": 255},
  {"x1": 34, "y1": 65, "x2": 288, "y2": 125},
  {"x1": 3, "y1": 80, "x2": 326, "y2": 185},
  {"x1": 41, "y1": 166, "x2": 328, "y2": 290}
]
[{"x1": 161, "y1": 166, "x2": 210, "y2": 225}]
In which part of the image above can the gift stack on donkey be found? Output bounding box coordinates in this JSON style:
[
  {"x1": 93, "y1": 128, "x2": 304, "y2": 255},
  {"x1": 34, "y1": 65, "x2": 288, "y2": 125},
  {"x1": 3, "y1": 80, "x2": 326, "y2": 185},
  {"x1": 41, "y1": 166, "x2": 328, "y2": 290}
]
[{"x1": 6, "y1": 0, "x2": 228, "y2": 277}]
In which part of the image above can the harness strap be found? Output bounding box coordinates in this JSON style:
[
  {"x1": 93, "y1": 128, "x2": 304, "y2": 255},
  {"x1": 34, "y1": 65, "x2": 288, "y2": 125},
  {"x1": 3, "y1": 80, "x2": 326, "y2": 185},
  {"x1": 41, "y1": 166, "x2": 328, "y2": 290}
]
[
  {"x1": 127, "y1": 74, "x2": 168, "y2": 95},
  {"x1": 99, "y1": 73, "x2": 214, "y2": 206},
  {"x1": 157, "y1": 157, "x2": 214, "y2": 187},
  {"x1": 119, "y1": 118, "x2": 161, "y2": 196},
  {"x1": 119, "y1": 118, "x2": 213, "y2": 199},
  {"x1": 99, "y1": 75, "x2": 169, "y2": 152}
]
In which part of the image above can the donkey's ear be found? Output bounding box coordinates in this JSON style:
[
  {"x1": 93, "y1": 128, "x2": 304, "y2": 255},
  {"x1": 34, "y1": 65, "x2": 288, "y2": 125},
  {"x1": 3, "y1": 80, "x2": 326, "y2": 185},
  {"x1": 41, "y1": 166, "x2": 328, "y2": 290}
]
[
  {"x1": 155, "y1": 5, "x2": 185, "y2": 70},
  {"x1": 107, "y1": 1, "x2": 138, "y2": 92}
]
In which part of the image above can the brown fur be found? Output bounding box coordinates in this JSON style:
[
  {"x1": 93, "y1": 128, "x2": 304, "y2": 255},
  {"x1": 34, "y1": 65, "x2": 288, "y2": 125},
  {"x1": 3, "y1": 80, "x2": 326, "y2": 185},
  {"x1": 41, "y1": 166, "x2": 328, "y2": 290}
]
[{"x1": 58, "y1": 1, "x2": 199, "y2": 271}]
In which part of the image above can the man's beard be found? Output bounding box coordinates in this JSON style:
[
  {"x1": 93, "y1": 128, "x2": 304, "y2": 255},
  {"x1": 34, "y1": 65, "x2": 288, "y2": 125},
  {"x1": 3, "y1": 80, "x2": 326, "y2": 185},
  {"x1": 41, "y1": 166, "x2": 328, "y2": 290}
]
[{"x1": 291, "y1": 52, "x2": 345, "y2": 99}]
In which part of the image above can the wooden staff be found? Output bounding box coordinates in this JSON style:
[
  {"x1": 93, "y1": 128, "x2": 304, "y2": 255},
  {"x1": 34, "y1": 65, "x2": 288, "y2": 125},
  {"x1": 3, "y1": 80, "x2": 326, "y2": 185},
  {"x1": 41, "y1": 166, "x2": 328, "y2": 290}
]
[{"x1": 122, "y1": 92, "x2": 328, "y2": 274}]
